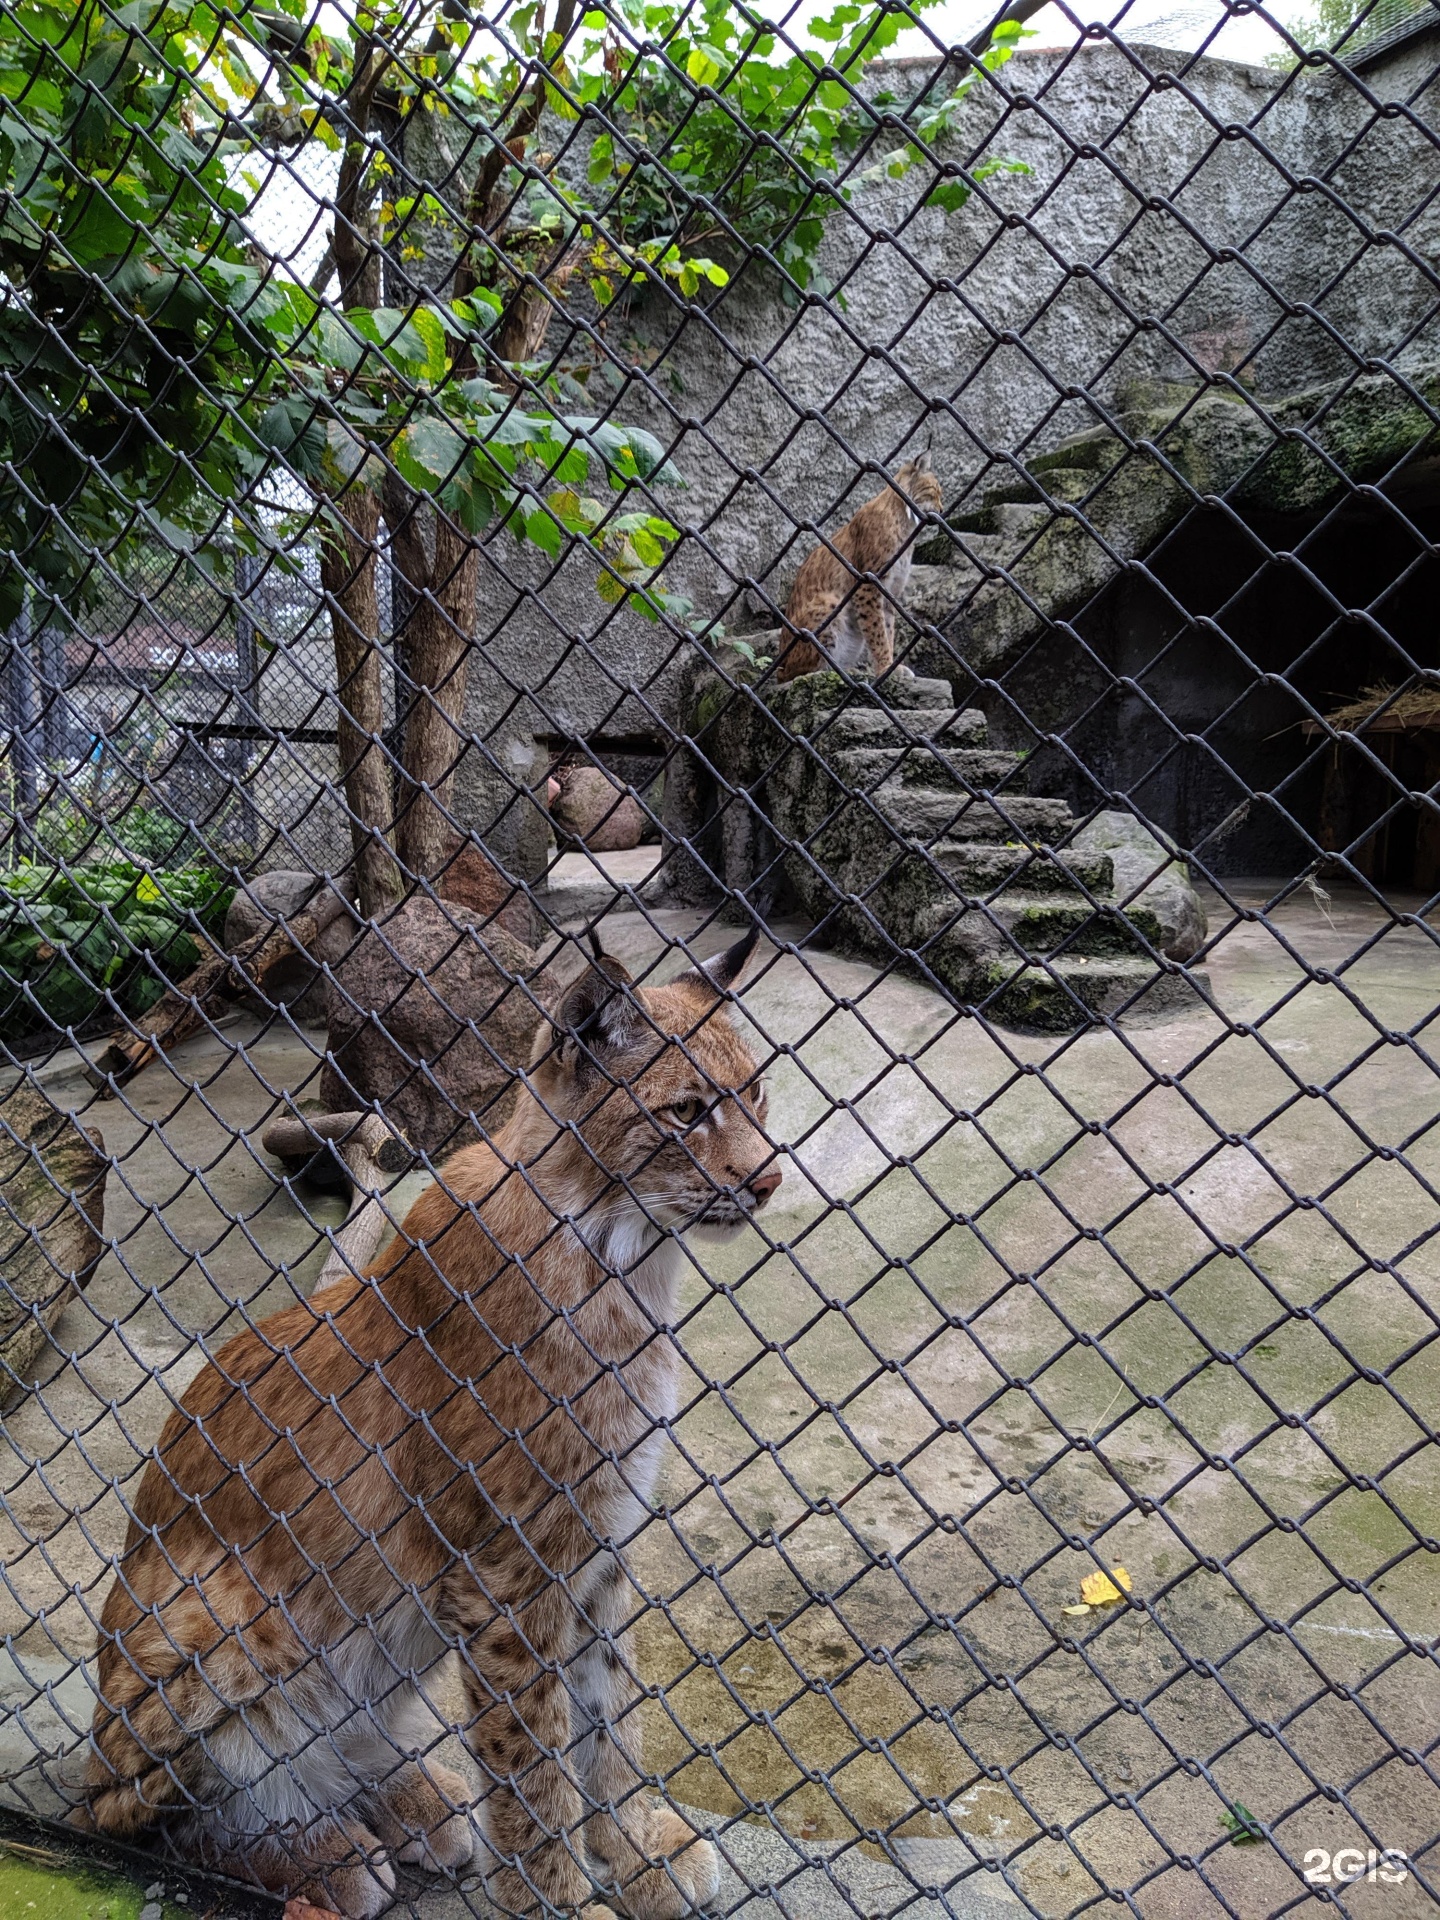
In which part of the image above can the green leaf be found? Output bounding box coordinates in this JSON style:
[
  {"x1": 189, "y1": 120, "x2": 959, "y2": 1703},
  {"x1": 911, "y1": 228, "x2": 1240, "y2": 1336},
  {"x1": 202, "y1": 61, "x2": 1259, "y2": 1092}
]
[
  {"x1": 588, "y1": 131, "x2": 615, "y2": 183},
  {"x1": 561, "y1": 416, "x2": 685, "y2": 488},
  {"x1": 521, "y1": 503, "x2": 565, "y2": 556},
  {"x1": 395, "y1": 414, "x2": 468, "y2": 490},
  {"x1": 257, "y1": 396, "x2": 324, "y2": 472},
  {"x1": 1218, "y1": 1803, "x2": 1264, "y2": 1846},
  {"x1": 927, "y1": 181, "x2": 971, "y2": 214}
]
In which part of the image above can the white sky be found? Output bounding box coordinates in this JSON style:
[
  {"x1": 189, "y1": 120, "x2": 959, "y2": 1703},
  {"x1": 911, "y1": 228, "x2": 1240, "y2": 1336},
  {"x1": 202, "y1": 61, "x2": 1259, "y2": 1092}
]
[{"x1": 864, "y1": 0, "x2": 1313, "y2": 68}]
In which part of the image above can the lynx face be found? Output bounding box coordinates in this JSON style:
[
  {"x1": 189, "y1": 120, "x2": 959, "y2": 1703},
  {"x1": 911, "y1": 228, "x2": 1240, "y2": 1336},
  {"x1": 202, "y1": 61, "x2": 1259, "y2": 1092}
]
[
  {"x1": 894, "y1": 451, "x2": 943, "y2": 519},
  {"x1": 530, "y1": 929, "x2": 781, "y2": 1246}
]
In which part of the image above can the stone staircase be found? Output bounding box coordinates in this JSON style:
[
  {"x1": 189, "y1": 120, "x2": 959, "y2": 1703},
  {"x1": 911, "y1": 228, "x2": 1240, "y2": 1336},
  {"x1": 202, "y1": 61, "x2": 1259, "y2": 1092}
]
[
  {"x1": 660, "y1": 360, "x2": 1440, "y2": 1026},
  {"x1": 667, "y1": 663, "x2": 1206, "y2": 1032}
]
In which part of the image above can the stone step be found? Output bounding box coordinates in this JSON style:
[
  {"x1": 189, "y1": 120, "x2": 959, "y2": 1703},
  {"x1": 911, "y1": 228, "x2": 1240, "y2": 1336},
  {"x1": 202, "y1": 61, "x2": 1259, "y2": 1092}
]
[
  {"x1": 906, "y1": 561, "x2": 981, "y2": 620},
  {"x1": 811, "y1": 705, "x2": 988, "y2": 749},
  {"x1": 925, "y1": 841, "x2": 1114, "y2": 896},
  {"x1": 874, "y1": 672, "x2": 956, "y2": 708},
  {"x1": 919, "y1": 890, "x2": 1162, "y2": 959},
  {"x1": 974, "y1": 953, "x2": 1208, "y2": 1033},
  {"x1": 874, "y1": 787, "x2": 1074, "y2": 844},
  {"x1": 833, "y1": 745, "x2": 1022, "y2": 791},
  {"x1": 803, "y1": 671, "x2": 958, "y2": 710}
]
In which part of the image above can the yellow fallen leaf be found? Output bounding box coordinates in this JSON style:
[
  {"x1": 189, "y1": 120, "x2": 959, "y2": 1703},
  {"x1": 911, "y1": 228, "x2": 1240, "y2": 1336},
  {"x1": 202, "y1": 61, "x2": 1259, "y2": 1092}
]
[
  {"x1": 1061, "y1": 1603, "x2": 1091, "y2": 1616},
  {"x1": 1080, "y1": 1566, "x2": 1132, "y2": 1607}
]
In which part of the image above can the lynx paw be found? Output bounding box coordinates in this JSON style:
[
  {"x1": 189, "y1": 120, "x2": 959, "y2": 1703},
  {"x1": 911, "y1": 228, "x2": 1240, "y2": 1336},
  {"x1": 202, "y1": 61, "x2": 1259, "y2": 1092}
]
[
  {"x1": 376, "y1": 1760, "x2": 477, "y2": 1873},
  {"x1": 607, "y1": 1808, "x2": 719, "y2": 1919},
  {"x1": 298, "y1": 1823, "x2": 395, "y2": 1920},
  {"x1": 397, "y1": 1805, "x2": 476, "y2": 1872}
]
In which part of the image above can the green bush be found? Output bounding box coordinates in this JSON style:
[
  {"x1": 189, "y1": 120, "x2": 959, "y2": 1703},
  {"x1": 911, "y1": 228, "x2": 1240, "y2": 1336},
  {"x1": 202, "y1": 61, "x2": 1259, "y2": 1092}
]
[
  {"x1": 25, "y1": 795, "x2": 200, "y2": 869},
  {"x1": 0, "y1": 859, "x2": 235, "y2": 1038}
]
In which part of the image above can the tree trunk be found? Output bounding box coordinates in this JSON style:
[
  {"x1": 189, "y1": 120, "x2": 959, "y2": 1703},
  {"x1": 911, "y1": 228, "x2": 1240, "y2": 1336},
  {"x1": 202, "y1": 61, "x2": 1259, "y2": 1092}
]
[
  {"x1": 394, "y1": 513, "x2": 481, "y2": 882},
  {"x1": 492, "y1": 253, "x2": 579, "y2": 366},
  {"x1": 316, "y1": 59, "x2": 402, "y2": 919},
  {"x1": 321, "y1": 490, "x2": 403, "y2": 918}
]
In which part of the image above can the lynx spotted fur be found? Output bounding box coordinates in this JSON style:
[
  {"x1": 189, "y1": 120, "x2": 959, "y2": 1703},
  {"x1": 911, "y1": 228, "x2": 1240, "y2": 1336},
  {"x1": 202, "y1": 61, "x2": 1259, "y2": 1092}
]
[
  {"x1": 84, "y1": 932, "x2": 781, "y2": 1919},
  {"x1": 776, "y1": 452, "x2": 942, "y2": 683}
]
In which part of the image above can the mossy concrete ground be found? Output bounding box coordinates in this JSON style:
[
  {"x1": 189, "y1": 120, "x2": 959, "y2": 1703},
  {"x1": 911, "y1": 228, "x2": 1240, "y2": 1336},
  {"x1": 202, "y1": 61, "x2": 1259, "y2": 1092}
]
[{"x1": 1, "y1": 885, "x2": 1436, "y2": 1917}]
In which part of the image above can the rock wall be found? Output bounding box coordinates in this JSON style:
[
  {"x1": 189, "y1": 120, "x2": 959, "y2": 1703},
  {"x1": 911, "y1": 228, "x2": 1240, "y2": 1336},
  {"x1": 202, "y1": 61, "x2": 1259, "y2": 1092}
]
[{"x1": 413, "y1": 31, "x2": 1440, "y2": 876}]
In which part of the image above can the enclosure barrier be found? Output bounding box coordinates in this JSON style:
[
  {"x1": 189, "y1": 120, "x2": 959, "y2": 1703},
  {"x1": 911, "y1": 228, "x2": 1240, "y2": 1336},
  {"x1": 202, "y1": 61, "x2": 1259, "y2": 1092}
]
[{"x1": 0, "y1": 0, "x2": 1437, "y2": 1916}]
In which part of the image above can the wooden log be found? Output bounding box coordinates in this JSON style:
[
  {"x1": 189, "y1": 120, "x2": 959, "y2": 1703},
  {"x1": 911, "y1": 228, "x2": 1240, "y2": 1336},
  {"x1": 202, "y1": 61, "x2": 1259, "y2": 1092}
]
[
  {"x1": 0, "y1": 1086, "x2": 107, "y2": 1404},
  {"x1": 261, "y1": 1109, "x2": 412, "y2": 1176},
  {"x1": 85, "y1": 911, "x2": 320, "y2": 1089},
  {"x1": 261, "y1": 1109, "x2": 415, "y2": 1288}
]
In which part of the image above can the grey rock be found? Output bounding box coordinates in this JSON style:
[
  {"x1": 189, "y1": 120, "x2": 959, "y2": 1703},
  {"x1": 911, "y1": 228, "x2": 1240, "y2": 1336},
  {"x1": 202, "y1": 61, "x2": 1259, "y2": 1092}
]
[
  {"x1": 1070, "y1": 810, "x2": 1208, "y2": 960},
  {"x1": 0, "y1": 1088, "x2": 106, "y2": 1405},
  {"x1": 551, "y1": 765, "x2": 647, "y2": 853},
  {"x1": 223, "y1": 868, "x2": 356, "y2": 950}
]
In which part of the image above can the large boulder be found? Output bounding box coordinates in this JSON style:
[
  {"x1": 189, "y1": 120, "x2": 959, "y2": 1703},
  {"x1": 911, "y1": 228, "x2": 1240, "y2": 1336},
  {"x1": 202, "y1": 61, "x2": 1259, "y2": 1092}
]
[
  {"x1": 550, "y1": 765, "x2": 646, "y2": 852},
  {"x1": 1069, "y1": 811, "x2": 1208, "y2": 960},
  {"x1": 224, "y1": 868, "x2": 356, "y2": 949},
  {"x1": 319, "y1": 896, "x2": 548, "y2": 1158},
  {"x1": 435, "y1": 833, "x2": 537, "y2": 946}
]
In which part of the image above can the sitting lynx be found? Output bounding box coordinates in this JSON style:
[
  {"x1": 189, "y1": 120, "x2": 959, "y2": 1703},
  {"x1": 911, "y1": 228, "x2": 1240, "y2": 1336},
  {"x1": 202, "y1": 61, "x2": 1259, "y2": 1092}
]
[
  {"x1": 776, "y1": 451, "x2": 943, "y2": 682},
  {"x1": 84, "y1": 931, "x2": 780, "y2": 1919}
]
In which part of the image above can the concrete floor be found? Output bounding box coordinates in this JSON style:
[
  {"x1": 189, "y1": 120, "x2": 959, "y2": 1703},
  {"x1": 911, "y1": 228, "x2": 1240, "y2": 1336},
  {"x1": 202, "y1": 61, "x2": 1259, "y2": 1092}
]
[{"x1": 1, "y1": 878, "x2": 1437, "y2": 1920}]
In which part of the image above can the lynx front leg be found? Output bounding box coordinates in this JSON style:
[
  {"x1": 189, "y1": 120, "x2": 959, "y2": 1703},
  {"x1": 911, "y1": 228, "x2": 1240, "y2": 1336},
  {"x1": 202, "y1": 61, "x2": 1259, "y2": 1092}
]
[
  {"x1": 454, "y1": 1581, "x2": 610, "y2": 1920},
  {"x1": 853, "y1": 584, "x2": 895, "y2": 679},
  {"x1": 574, "y1": 1561, "x2": 718, "y2": 1919}
]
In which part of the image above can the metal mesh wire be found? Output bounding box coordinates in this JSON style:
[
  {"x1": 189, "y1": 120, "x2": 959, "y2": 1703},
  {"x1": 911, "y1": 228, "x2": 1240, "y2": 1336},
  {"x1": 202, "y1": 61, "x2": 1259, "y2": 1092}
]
[{"x1": 0, "y1": 1, "x2": 1437, "y2": 1916}]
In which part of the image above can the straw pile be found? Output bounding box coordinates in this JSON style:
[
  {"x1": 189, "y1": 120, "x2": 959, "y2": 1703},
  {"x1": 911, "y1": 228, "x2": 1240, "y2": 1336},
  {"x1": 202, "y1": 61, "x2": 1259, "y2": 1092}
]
[{"x1": 1320, "y1": 683, "x2": 1440, "y2": 730}]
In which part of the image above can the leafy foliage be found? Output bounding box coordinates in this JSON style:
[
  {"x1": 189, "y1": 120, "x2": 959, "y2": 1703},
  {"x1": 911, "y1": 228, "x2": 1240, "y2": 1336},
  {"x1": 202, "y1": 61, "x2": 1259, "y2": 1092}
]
[
  {"x1": 576, "y1": 1, "x2": 1030, "y2": 299},
  {"x1": 0, "y1": 856, "x2": 234, "y2": 1035},
  {"x1": 23, "y1": 793, "x2": 199, "y2": 869},
  {"x1": 0, "y1": 0, "x2": 1024, "y2": 640},
  {"x1": 0, "y1": 0, "x2": 686, "y2": 634}
]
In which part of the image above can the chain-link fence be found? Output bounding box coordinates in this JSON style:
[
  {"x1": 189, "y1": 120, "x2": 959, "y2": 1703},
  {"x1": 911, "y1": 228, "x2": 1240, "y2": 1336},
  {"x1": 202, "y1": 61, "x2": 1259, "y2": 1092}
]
[{"x1": 0, "y1": 1, "x2": 1437, "y2": 1916}]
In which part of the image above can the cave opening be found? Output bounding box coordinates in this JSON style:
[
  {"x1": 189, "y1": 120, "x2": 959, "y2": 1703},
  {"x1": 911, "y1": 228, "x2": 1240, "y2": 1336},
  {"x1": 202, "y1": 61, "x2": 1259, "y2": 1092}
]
[{"x1": 1014, "y1": 476, "x2": 1440, "y2": 896}]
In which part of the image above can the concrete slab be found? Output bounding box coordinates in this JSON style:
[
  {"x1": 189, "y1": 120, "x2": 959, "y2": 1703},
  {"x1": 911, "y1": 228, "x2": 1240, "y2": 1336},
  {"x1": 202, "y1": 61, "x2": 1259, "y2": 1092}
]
[
  {"x1": 2, "y1": 882, "x2": 1436, "y2": 1917},
  {"x1": 539, "y1": 846, "x2": 661, "y2": 929},
  {"x1": 394, "y1": 1808, "x2": 1023, "y2": 1920}
]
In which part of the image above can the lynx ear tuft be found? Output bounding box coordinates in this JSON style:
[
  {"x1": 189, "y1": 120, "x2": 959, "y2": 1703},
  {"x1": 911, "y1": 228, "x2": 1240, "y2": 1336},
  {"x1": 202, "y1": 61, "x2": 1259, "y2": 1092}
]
[
  {"x1": 914, "y1": 447, "x2": 934, "y2": 473},
  {"x1": 556, "y1": 948, "x2": 642, "y2": 1060},
  {"x1": 673, "y1": 925, "x2": 762, "y2": 999}
]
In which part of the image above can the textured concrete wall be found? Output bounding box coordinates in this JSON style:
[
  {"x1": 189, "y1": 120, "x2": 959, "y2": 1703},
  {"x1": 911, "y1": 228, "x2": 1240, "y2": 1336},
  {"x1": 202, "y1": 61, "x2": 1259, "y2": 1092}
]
[{"x1": 453, "y1": 32, "x2": 1440, "y2": 875}]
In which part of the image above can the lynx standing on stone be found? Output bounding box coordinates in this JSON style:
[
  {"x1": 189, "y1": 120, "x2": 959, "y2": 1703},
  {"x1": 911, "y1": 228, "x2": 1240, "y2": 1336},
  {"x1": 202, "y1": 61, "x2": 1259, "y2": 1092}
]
[
  {"x1": 776, "y1": 451, "x2": 943, "y2": 682},
  {"x1": 84, "y1": 931, "x2": 781, "y2": 1920}
]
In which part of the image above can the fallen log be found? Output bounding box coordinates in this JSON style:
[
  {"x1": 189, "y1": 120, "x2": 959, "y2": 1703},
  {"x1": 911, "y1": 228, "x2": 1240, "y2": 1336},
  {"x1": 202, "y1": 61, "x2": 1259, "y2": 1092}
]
[
  {"x1": 0, "y1": 1085, "x2": 107, "y2": 1405},
  {"x1": 261, "y1": 1108, "x2": 415, "y2": 1287},
  {"x1": 85, "y1": 911, "x2": 320, "y2": 1089}
]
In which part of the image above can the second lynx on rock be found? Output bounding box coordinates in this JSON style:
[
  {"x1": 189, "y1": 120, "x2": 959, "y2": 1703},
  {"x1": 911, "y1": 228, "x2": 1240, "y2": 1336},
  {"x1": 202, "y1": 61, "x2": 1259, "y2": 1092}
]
[
  {"x1": 777, "y1": 451, "x2": 942, "y2": 682},
  {"x1": 85, "y1": 931, "x2": 781, "y2": 1920}
]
